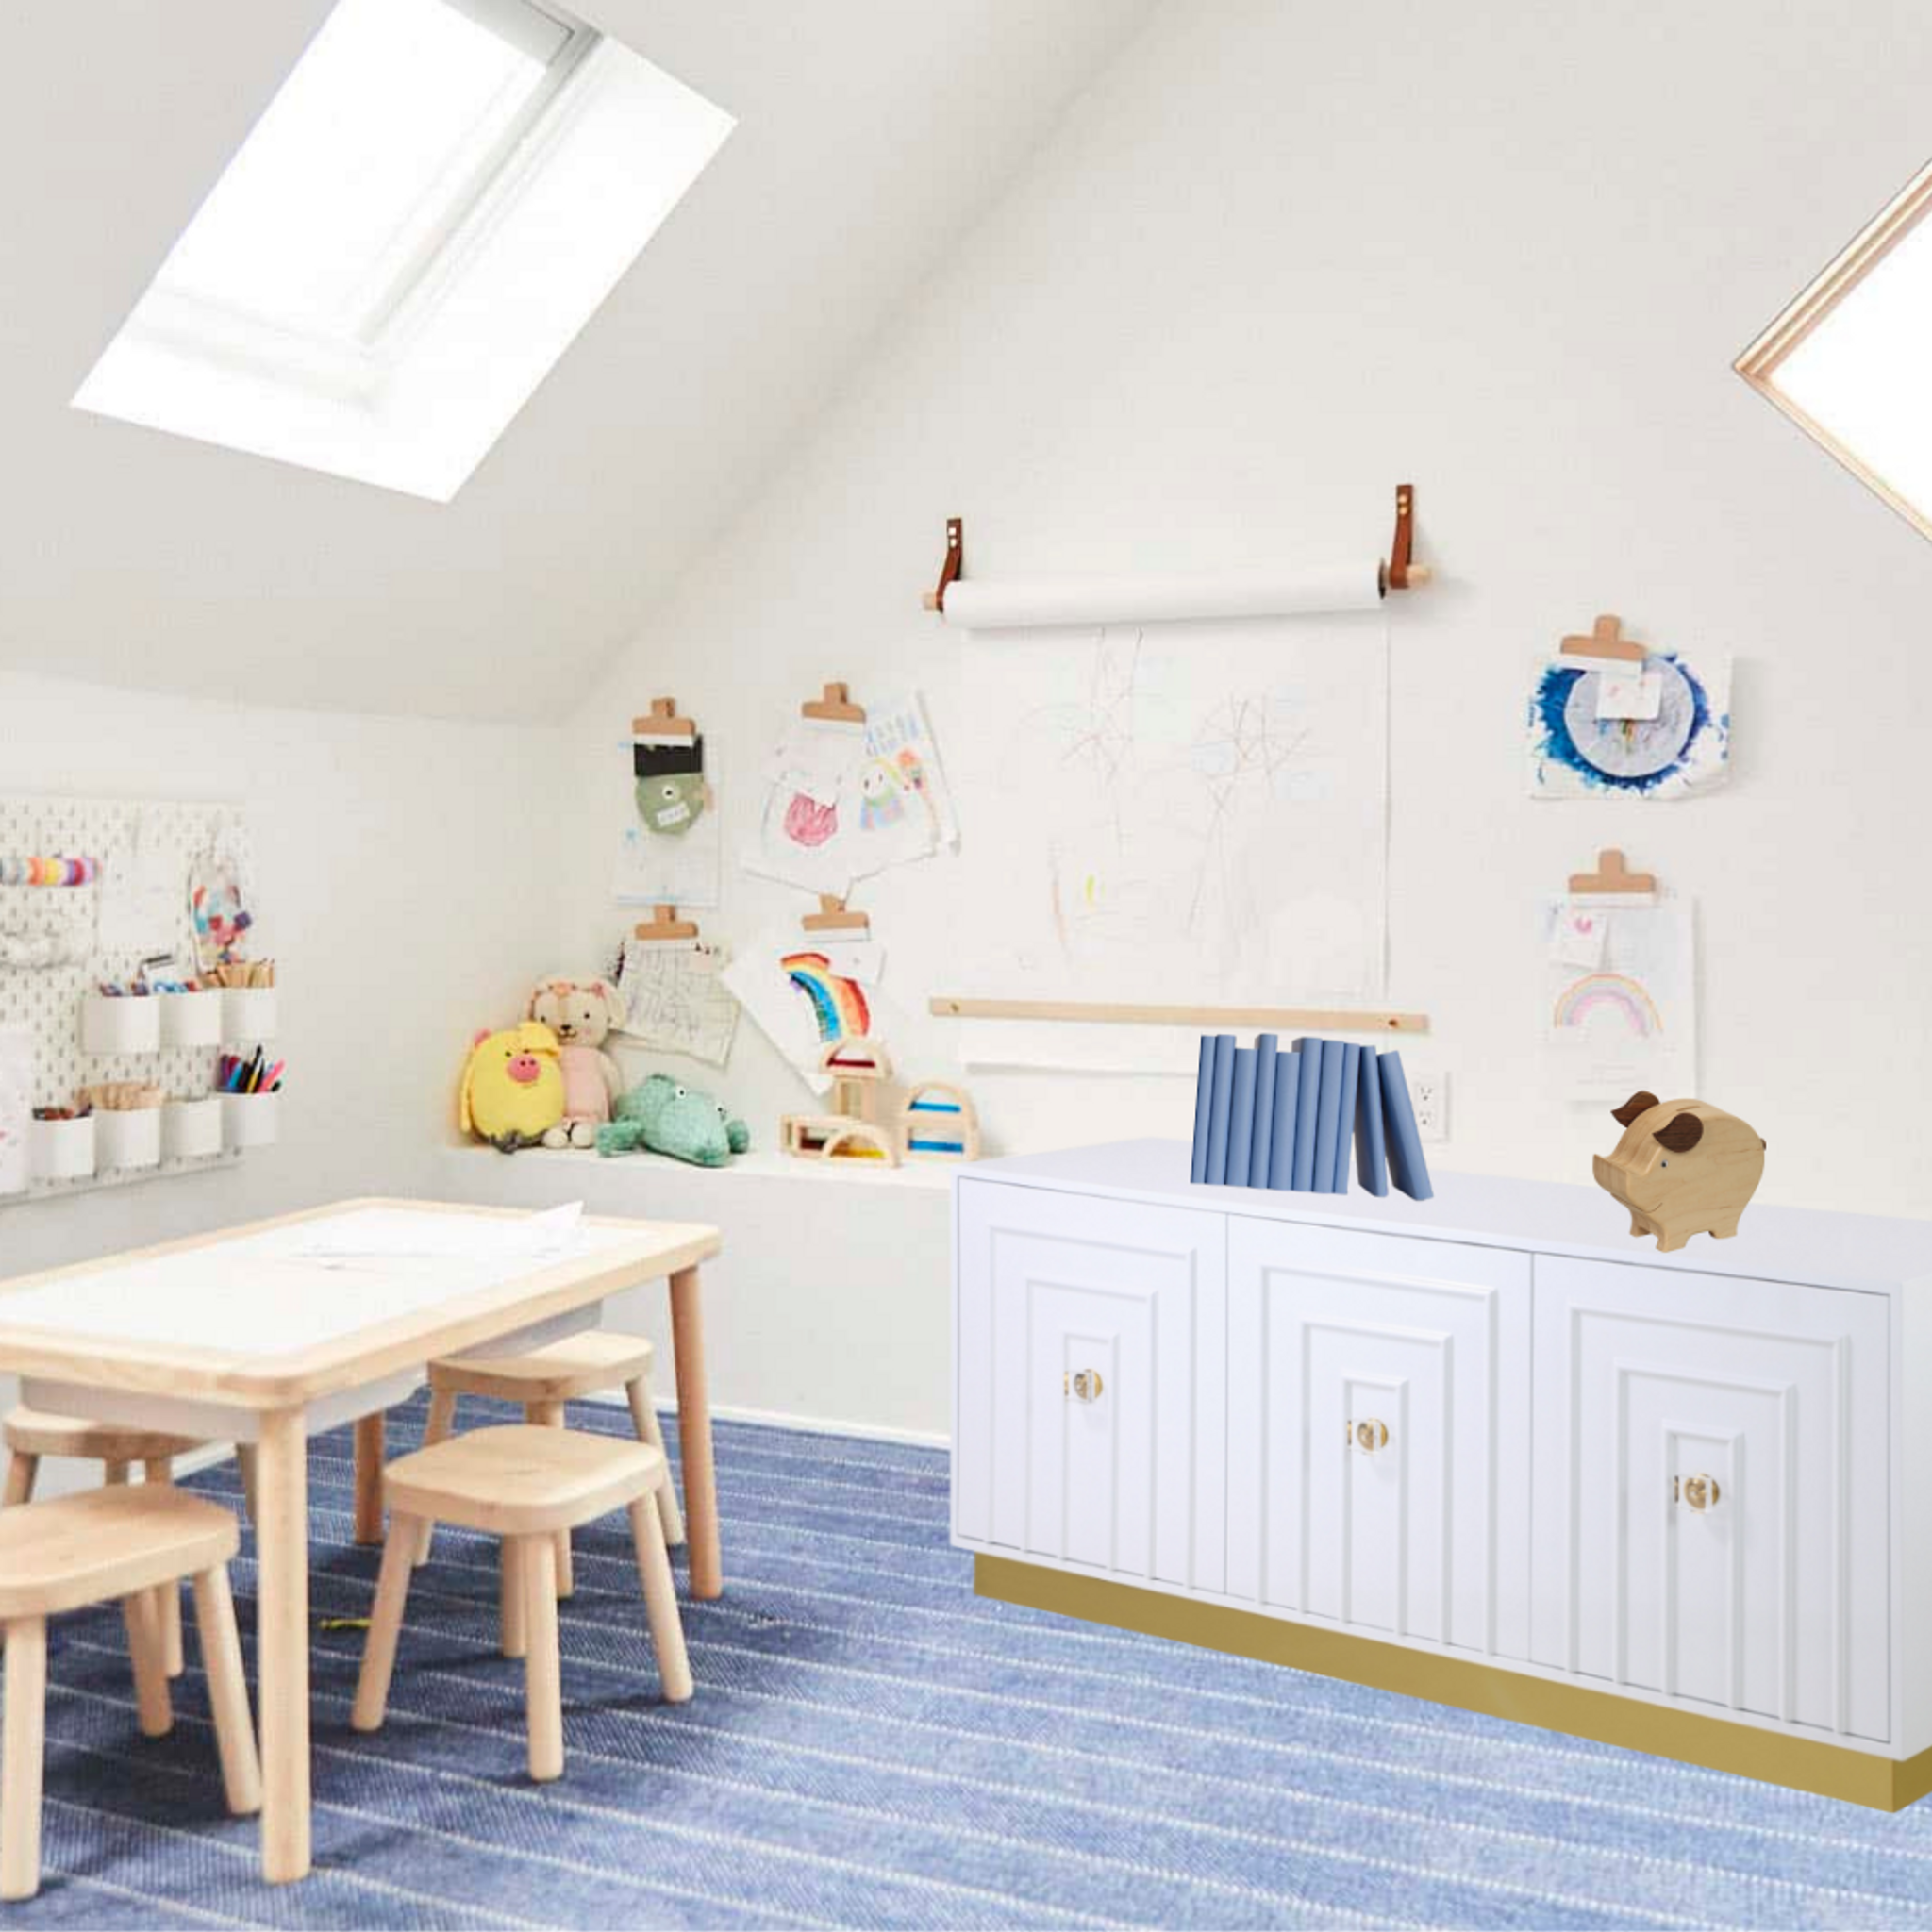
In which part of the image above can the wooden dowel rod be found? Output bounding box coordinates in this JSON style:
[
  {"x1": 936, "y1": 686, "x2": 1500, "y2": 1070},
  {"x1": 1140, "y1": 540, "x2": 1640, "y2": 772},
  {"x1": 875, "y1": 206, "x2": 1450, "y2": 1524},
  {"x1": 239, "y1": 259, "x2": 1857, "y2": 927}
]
[{"x1": 927, "y1": 997, "x2": 1428, "y2": 1033}]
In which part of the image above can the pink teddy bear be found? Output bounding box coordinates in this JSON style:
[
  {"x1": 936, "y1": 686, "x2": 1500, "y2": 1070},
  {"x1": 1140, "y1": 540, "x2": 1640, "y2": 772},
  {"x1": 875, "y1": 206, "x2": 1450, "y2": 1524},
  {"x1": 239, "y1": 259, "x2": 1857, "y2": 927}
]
[{"x1": 525, "y1": 978, "x2": 627, "y2": 1149}]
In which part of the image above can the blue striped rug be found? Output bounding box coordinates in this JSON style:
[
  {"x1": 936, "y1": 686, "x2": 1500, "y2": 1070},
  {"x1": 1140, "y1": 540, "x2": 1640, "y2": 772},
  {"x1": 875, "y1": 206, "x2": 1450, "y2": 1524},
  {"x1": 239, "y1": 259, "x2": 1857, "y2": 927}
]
[{"x1": 13, "y1": 1391, "x2": 1932, "y2": 1929}]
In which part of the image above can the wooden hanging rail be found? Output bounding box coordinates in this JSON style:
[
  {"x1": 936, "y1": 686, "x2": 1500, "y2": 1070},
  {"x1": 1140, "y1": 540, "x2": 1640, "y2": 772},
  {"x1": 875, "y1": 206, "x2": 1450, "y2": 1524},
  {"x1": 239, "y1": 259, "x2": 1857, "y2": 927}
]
[
  {"x1": 925, "y1": 486, "x2": 1433, "y2": 614},
  {"x1": 928, "y1": 996, "x2": 1428, "y2": 1034}
]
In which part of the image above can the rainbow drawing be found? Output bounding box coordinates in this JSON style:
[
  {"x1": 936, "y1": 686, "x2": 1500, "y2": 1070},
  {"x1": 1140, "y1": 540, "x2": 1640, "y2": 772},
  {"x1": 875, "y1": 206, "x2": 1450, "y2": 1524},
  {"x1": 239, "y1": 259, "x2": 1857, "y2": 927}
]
[
  {"x1": 1553, "y1": 972, "x2": 1662, "y2": 1036},
  {"x1": 783, "y1": 951, "x2": 872, "y2": 1043}
]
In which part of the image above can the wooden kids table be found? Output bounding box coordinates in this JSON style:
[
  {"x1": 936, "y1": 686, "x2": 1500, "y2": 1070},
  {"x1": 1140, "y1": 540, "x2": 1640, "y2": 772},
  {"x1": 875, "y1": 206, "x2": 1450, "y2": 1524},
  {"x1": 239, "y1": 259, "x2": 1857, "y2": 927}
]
[{"x1": 0, "y1": 1199, "x2": 724, "y2": 1884}]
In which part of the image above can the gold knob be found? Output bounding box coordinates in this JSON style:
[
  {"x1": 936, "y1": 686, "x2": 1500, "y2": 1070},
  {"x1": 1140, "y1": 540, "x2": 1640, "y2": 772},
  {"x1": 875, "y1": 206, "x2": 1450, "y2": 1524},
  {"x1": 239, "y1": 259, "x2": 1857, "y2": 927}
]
[
  {"x1": 1064, "y1": 1368, "x2": 1105, "y2": 1405},
  {"x1": 1346, "y1": 1418, "x2": 1390, "y2": 1453},
  {"x1": 1676, "y1": 1474, "x2": 1722, "y2": 1511}
]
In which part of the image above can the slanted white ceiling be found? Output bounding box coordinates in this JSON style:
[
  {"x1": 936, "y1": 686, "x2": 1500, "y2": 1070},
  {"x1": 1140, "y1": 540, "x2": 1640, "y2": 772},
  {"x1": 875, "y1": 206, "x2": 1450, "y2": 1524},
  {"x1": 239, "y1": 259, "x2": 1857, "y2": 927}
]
[{"x1": 0, "y1": 0, "x2": 1157, "y2": 722}]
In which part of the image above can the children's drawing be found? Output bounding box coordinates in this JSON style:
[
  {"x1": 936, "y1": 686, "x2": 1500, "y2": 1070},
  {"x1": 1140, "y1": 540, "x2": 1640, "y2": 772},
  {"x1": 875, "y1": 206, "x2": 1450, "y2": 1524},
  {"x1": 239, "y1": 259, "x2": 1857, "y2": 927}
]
[
  {"x1": 744, "y1": 693, "x2": 958, "y2": 895},
  {"x1": 949, "y1": 616, "x2": 1389, "y2": 1070},
  {"x1": 610, "y1": 936, "x2": 739, "y2": 1068},
  {"x1": 1542, "y1": 898, "x2": 1694, "y2": 1103},
  {"x1": 0, "y1": 1024, "x2": 28, "y2": 1196},
  {"x1": 1528, "y1": 650, "x2": 1729, "y2": 799},
  {"x1": 634, "y1": 732, "x2": 708, "y2": 839},
  {"x1": 722, "y1": 931, "x2": 889, "y2": 1092}
]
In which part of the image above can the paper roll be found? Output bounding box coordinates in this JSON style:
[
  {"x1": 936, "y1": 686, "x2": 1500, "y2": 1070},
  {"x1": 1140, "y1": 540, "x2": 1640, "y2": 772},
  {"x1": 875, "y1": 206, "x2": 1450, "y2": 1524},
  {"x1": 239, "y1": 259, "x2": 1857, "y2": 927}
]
[{"x1": 941, "y1": 563, "x2": 1381, "y2": 629}]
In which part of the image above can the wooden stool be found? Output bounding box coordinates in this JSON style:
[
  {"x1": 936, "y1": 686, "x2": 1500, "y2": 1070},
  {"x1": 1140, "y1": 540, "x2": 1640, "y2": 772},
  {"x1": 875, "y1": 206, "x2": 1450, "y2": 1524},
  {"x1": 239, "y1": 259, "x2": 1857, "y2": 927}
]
[
  {"x1": 3, "y1": 1407, "x2": 210, "y2": 1681},
  {"x1": 415, "y1": 1332, "x2": 684, "y2": 1594},
  {"x1": 0, "y1": 1485, "x2": 261, "y2": 1902},
  {"x1": 355, "y1": 1424, "x2": 692, "y2": 1782}
]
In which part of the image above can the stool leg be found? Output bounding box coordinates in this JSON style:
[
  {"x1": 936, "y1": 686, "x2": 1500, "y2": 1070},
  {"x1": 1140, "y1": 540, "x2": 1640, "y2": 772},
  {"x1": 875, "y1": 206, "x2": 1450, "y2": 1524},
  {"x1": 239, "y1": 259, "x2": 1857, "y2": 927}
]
[
  {"x1": 500, "y1": 1537, "x2": 526, "y2": 1659},
  {"x1": 521, "y1": 1535, "x2": 563, "y2": 1782},
  {"x1": 192, "y1": 1566, "x2": 262, "y2": 1816},
  {"x1": 123, "y1": 1591, "x2": 174, "y2": 1738},
  {"x1": 1, "y1": 1451, "x2": 36, "y2": 1509},
  {"x1": 236, "y1": 1444, "x2": 258, "y2": 1524},
  {"x1": 530, "y1": 1402, "x2": 574, "y2": 1599},
  {"x1": 626, "y1": 1496, "x2": 693, "y2": 1703},
  {"x1": 144, "y1": 1457, "x2": 185, "y2": 1678},
  {"x1": 352, "y1": 1514, "x2": 422, "y2": 1734},
  {"x1": 412, "y1": 1391, "x2": 457, "y2": 1566},
  {"x1": 1, "y1": 1617, "x2": 46, "y2": 1903},
  {"x1": 626, "y1": 1376, "x2": 685, "y2": 1546}
]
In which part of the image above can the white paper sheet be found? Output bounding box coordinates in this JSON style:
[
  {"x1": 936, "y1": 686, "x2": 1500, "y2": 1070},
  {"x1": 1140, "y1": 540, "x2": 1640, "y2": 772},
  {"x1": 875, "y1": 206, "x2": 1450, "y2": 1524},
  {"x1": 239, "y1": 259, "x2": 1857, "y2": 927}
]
[{"x1": 1541, "y1": 896, "x2": 1696, "y2": 1104}]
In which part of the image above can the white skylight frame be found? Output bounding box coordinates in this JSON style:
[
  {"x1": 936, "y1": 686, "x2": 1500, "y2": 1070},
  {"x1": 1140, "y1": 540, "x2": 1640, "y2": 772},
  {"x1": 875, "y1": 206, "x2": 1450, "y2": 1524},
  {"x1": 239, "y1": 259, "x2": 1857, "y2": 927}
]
[
  {"x1": 74, "y1": 0, "x2": 735, "y2": 502},
  {"x1": 1737, "y1": 155, "x2": 1932, "y2": 545}
]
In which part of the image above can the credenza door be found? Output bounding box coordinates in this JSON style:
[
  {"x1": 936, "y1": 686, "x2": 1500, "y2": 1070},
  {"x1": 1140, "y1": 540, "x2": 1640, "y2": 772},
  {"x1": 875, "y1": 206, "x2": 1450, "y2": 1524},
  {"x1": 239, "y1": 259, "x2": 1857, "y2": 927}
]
[
  {"x1": 1226, "y1": 1218, "x2": 1532, "y2": 1657},
  {"x1": 1530, "y1": 1258, "x2": 1890, "y2": 1741},
  {"x1": 954, "y1": 1180, "x2": 1227, "y2": 1591}
]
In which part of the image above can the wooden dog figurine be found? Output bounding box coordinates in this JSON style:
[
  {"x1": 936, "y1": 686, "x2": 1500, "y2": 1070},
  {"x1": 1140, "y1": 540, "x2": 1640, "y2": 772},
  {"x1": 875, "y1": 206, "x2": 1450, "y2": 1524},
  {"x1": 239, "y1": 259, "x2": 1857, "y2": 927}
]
[{"x1": 1593, "y1": 1091, "x2": 1766, "y2": 1252}]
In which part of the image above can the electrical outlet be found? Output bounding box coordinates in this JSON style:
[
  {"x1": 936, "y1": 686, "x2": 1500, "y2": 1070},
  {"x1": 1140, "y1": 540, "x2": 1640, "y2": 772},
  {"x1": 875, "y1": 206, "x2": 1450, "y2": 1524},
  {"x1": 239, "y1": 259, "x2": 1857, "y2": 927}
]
[{"x1": 1408, "y1": 1069, "x2": 1448, "y2": 1142}]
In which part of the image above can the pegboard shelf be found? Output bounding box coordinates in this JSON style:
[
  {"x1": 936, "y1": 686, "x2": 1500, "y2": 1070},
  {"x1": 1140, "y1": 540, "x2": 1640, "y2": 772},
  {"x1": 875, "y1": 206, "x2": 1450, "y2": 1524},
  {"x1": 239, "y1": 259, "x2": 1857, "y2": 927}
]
[{"x1": 0, "y1": 793, "x2": 269, "y2": 1206}]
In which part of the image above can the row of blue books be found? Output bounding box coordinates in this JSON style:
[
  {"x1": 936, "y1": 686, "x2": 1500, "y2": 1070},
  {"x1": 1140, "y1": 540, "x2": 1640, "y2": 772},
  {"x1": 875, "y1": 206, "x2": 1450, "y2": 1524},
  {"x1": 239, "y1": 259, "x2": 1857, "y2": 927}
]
[{"x1": 1189, "y1": 1034, "x2": 1433, "y2": 1201}]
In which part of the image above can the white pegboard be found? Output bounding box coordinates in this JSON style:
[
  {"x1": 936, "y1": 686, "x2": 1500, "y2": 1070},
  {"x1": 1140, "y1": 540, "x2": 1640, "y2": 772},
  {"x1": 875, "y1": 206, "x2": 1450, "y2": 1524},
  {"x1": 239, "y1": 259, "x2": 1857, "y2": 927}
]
[{"x1": 0, "y1": 794, "x2": 259, "y2": 1204}]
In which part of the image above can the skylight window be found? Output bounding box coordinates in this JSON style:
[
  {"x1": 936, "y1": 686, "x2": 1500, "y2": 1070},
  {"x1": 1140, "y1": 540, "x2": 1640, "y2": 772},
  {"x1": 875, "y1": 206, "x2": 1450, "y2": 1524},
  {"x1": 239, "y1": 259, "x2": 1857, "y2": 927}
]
[
  {"x1": 1737, "y1": 157, "x2": 1932, "y2": 544},
  {"x1": 74, "y1": 0, "x2": 734, "y2": 502}
]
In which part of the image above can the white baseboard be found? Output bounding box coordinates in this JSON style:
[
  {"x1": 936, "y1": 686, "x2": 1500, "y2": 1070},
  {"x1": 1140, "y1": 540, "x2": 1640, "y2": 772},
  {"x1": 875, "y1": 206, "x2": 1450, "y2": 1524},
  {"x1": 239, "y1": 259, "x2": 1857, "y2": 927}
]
[{"x1": 578, "y1": 1387, "x2": 949, "y2": 1449}]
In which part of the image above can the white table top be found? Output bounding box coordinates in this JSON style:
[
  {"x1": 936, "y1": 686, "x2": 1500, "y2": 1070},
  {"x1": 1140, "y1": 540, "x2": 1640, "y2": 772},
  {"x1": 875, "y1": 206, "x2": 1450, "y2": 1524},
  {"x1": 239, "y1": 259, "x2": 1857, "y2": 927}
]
[
  {"x1": 960, "y1": 1139, "x2": 1932, "y2": 1297},
  {"x1": 0, "y1": 1198, "x2": 719, "y2": 1406}
]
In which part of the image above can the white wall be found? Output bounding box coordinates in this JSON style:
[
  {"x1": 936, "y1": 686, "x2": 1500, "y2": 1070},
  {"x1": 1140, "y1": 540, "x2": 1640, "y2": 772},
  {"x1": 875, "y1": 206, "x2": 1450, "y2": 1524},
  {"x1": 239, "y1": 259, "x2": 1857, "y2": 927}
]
[
  {"x1": 0, "y1": 670, "x2": 561, "y2": 1279},
  {"x1": 559, "y1": 0, "x2": 1932, "y2": 1224}
]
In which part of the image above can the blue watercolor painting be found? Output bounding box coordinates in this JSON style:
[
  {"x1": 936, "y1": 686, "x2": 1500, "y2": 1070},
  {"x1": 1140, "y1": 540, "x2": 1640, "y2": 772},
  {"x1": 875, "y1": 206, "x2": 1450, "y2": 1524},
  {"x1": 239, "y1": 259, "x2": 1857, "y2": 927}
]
[{"x1": 1528, "y1": 649, "x2": 1729, "y2": 798}]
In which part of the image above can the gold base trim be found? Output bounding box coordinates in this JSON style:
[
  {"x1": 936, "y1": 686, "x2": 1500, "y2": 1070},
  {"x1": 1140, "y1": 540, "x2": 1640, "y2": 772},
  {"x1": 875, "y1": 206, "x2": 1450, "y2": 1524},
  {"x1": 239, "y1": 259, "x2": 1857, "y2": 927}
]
[{"x1": 975, "y1": 1555, "x2": 1932, "y2": 1812}]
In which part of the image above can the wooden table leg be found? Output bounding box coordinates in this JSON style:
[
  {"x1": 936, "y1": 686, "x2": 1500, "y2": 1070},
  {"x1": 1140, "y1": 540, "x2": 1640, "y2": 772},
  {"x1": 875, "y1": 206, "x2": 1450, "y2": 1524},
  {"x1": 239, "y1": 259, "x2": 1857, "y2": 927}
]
[
  {"x1": 668, "y1": 1264, "x2": 721, "y2": 1599},
  {"x1": 255, "y1": 1408, "x2": 310, "y2": 1884},
  {"x1": 352, "y1": 1412, "x2": 385, "y2": 1547}
]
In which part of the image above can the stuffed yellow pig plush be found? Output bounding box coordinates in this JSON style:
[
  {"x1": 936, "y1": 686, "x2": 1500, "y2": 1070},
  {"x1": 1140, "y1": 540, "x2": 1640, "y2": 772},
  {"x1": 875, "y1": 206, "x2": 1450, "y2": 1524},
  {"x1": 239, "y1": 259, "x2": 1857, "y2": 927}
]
[{"x1": 459, "y1": 1022, "x2": 565, "y2": 1153}]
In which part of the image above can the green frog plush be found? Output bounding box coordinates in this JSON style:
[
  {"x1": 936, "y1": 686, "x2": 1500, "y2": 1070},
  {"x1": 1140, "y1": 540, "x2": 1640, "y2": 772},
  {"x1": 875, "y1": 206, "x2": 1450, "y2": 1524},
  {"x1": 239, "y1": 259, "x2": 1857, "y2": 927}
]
[{"x1": 595, "y1": 1074, "x2": 749, "y2": 1167}]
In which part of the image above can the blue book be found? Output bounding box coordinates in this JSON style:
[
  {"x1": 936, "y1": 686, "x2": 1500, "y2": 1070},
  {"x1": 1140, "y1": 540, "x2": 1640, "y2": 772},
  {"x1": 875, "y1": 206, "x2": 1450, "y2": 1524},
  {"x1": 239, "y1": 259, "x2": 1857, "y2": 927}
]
[
  {"x1": 1378, "y1": 1050, "x2": 1435, "y2": 1202},
  {"x1": 1225, "y1": 1047, "x2": 1257, "y2": 1189},
  {"x1": 1248, "y1": 1034, "x2": 1279, "y2": 1187},
  {"x1": 1354, "y1": 1047, "x2": 1389, "y2": 1196},
  {"x1": 1189, "y1": 1036, "x2": 1217, "y2": 1183},
  {"x1": 1332, "y1": 1043, "x2": 1362, "y2": 1193},
  {"x1": 1311, "y1": 1040, "x2": 1344, "y2": 1194},
  {"x1": 1205, "y1": 1035, "x2": 1237, "y2": 1185},
  {"x1": 1266, "y1": 1049, "x2": 1300, "y2": 1189},
  {"x1": 1290, "y1": 1038, "x2": 1323, "y2": 1191}
]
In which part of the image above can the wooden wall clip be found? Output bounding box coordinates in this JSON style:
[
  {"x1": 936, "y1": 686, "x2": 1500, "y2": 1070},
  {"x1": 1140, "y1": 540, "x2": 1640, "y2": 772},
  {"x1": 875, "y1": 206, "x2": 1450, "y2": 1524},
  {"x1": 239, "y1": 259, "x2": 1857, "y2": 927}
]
[
  {"x1": 922, "y1": 515, "x2": 964, "y2": 613},
  {"x1": 1568, "y1": 848, "x2": 1657, "y2": 896},
  {"x1": 1378, "y1": 483, "x2": 1434, "y2": 592},
  {"x1": 802, "y1": 893, "x2": 870, "y2": 935},
  {"x1": 634, "y1": 903, "x2": 700, "y2": 941},
  {"x1": 802, "y1": 682, "x2": 866, "y2": 724},
  {"x1": 632, "y1": 697, "x2": 696, "y2": 738},
  {"x1": 1560, "y1": 614, "x2": 1647, "y2": 665}
]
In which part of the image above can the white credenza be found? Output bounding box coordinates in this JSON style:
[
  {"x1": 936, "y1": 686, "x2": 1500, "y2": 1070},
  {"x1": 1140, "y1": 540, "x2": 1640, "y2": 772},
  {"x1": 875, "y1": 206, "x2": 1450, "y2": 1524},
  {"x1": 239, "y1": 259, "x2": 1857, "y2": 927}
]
[{"x1": 951, "y1": 1139, "x2": 1932, "y2": 1807}]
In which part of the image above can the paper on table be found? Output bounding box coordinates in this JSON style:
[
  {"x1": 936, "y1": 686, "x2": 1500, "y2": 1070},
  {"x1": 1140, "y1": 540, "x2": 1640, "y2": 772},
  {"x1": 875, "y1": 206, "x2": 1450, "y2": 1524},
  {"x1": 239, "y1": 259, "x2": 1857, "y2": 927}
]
[{"x1": 293, "y1": 1202, "x2": 587, "y2": 1267}]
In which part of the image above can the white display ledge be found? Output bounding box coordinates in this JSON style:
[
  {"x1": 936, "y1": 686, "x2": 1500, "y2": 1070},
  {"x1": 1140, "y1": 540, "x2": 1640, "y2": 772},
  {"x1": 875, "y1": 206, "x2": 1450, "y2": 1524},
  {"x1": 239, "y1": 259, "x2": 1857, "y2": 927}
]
[{"x1": 439, "y1": 1143, "x2": 955, "y2": 1191}]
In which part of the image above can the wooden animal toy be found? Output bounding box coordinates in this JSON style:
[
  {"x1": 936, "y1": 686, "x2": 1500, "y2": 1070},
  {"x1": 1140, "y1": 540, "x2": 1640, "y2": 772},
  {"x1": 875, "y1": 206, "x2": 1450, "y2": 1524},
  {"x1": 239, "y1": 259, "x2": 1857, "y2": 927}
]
[{"x1": 1593, "y1": 1091, "x2": 1766, "y2": 1252}]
